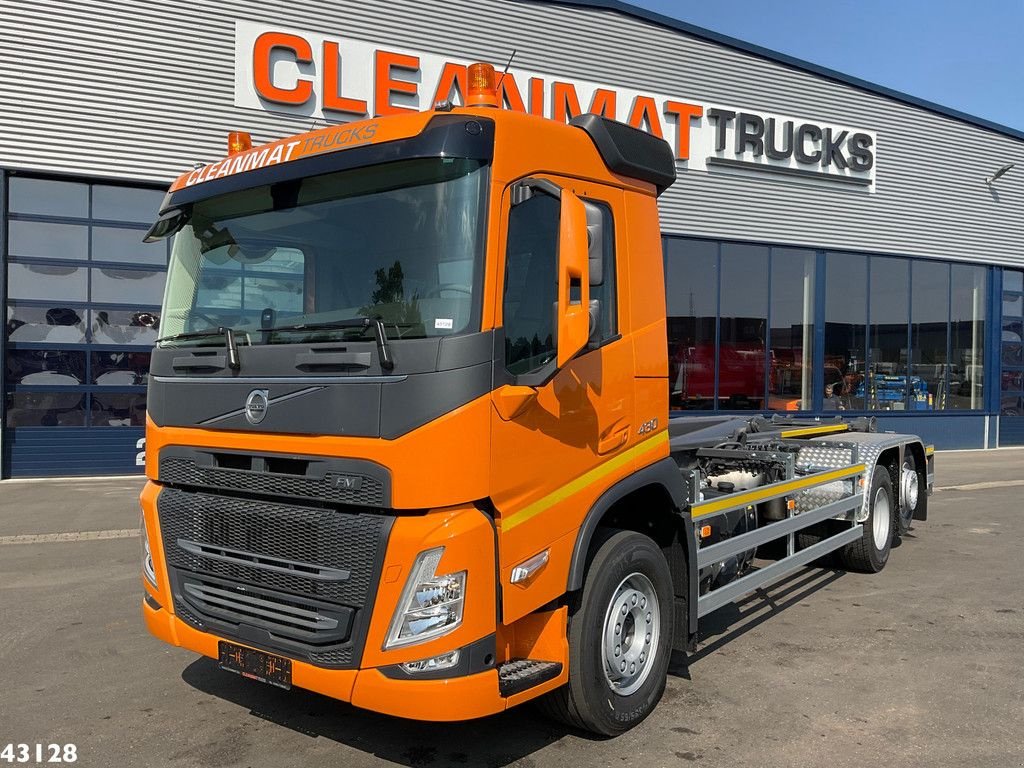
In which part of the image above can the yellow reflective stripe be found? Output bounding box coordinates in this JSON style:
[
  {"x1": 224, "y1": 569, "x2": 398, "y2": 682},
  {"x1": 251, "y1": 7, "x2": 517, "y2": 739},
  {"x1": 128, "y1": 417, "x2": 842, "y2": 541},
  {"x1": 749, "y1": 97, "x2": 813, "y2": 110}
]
[
  {"x1": 500, "y1": 431, "x2": 669, "y2": 532},
  {"x1": 690, "y1": 463, "x2": 866, "y2": 520},
  {"x1": 779, "y1": 423, "x2": 850, "y2": 439},
  {"x1": 926, "y1": 445, "x2": 935, "y2": 456}
]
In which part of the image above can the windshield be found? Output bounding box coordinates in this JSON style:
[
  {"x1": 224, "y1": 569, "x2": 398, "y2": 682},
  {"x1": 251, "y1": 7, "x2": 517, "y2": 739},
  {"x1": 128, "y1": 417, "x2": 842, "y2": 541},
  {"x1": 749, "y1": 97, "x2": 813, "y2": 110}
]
[{"x1": 159, "y1": 158, "x2": 487, "y2": 346}]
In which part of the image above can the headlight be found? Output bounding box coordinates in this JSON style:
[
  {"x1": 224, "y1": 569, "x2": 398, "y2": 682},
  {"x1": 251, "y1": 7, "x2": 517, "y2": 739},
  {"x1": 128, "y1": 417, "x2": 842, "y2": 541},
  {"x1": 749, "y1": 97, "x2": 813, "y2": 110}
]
[
  {"x1": 141, "y1": 519, "x2": 157, "y2": 587},
  {"x1": 385, "y1": 547, "x2": 465, "y2": 649}
]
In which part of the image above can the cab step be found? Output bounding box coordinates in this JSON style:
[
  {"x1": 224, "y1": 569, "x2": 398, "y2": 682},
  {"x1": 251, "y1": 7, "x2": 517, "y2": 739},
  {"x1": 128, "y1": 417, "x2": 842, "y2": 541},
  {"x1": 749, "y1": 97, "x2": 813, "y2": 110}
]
[{"x1": 497, "y1": 659, "x2": 563, "y2": 697}]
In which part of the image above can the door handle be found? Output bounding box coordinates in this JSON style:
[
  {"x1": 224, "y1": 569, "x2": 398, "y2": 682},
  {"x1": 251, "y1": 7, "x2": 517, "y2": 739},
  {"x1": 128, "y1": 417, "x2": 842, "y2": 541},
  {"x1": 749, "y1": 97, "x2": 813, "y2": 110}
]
[{"x1": 597, "y1": 424, "x2": 630, "y2": 455}]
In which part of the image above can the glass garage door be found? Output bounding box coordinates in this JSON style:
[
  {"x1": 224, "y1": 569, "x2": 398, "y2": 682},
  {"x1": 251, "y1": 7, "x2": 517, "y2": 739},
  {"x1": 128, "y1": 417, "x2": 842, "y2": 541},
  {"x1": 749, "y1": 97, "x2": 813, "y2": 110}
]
[{"x1": 3, "y1": 175, "x2": 167, "y2": 477}]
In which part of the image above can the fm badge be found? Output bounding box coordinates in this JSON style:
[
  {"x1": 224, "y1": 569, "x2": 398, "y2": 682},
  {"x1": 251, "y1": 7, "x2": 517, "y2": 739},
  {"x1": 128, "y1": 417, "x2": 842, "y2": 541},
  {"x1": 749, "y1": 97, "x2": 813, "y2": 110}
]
[{"x1": 244, "y1": 389, "x2": 270, "y2": 425}]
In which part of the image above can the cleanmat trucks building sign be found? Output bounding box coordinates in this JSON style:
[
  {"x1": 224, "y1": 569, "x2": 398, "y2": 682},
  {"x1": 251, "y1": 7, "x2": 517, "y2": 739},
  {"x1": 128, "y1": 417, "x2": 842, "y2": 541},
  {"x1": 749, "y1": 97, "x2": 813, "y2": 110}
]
[{"x1": 234, "y1": 20, "x2": 876, "y2": 189}]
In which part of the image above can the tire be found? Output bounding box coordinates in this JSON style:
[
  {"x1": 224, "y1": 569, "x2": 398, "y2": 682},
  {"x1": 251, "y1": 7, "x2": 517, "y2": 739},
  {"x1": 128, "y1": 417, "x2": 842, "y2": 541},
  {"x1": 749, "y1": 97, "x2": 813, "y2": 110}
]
[
  {"x1": 795, "y1": 521, "x2": 828, "y2": 551},
  {"x1": 794, "y1": 522, "x2": 843, "y2": 567},
  {"x1": 538, "y1": 529, "x2": 674, "y2": 736},
  {"x1": 839, "y1": 464, "x2": 893, "y2": 573},
  {"x1": 896, "y1": 451, "x2": 922, "y2": 537}
]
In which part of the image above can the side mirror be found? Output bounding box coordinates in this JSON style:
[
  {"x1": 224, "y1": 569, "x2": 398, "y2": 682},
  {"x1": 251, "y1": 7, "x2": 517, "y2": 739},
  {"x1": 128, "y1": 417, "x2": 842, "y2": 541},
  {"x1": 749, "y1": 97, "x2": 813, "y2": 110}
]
[{"x1": 556, "y1": 190, "x2": 590, "y2": 367}]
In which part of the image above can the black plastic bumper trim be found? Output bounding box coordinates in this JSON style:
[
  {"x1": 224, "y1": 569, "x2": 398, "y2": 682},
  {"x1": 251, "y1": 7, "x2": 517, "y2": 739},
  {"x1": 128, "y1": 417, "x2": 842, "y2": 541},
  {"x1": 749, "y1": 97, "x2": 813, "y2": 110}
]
[{"x1": 377, "y1": 633, "x2": 496, "y2": 681}]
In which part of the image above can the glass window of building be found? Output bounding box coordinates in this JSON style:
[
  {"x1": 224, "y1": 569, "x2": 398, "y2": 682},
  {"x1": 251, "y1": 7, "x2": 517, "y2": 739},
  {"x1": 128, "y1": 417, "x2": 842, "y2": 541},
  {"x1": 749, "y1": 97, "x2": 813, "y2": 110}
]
[
  {"x1": 769, "y1": 248, "x2": 815, "y2": 411},
  {"x1": 4, "y1": 176, "x2": 167, "y2": 434},
  {"x1": 911, "y1": 260, "x2": 950, "y2": 410},
  {"x1": 665, "y1": 238, "x2": 991, "y2": 418},
  {"x1": 867, "y1": 257, "x2": 910, "y2": 410},
  {"x1": 91, "y1": 185, "x2": 166, "y2": 224},
  {"x1": 92, "y1": 226, "x2": 168, "y2": 266},
  {"x1": 7, "y1": 263, "x2": 89, "y2": 302},
  {"x1": 719, "y1": 243, "x2": 768, "y2": 410},
  {"x1": 8, "y1": 177, "x2": 89, "y2": 218},
  {"x1": 8, "y1": 221, "x2": 89, "y2": 260},
  {"x1": 824, "y1": 252, "x2": 868, "y2": 410},
  {"x1": 1000, "y1": 269, "x2": 1022, "y2": 418},
  {"x1": 665, "y1": 238, "x2": 717, "y2": 410},
  {"x1": 950, "y1": 264, "x2": 987, "y2": 410}
]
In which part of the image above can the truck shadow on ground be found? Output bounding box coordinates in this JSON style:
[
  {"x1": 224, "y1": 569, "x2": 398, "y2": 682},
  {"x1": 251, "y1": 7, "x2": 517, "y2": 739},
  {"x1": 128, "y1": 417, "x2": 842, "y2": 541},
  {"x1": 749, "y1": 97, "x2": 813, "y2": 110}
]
[
  {"x1": 181, "y1": 566, "x2": 845, "y2": 767},
  {"x1": 181, "y1": 658, "x2": 586, "y2": 767},
  {"x1": 681, "y1": 565, "x2": 847, "y2": 666}
]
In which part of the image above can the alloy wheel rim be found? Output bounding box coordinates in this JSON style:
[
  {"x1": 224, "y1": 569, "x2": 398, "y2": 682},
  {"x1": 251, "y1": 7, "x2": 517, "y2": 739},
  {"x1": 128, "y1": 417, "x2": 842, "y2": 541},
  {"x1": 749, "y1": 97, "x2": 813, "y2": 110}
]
[
  {"x1": 601, "y1": 572, "x2": 660, "y2": 696},
  {"x1": 901, "y1": 461, "x2": 919, "y2": 517},
  {"x1": 872, "y1": 485, "x2": 892, "y2": 550}
]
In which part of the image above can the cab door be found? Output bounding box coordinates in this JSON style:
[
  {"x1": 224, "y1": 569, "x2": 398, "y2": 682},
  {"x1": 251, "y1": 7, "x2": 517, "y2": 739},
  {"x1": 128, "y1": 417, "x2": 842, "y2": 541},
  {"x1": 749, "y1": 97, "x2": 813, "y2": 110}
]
[{"x1": 488, "y1": 176, "x2": 636, "y2": 623}]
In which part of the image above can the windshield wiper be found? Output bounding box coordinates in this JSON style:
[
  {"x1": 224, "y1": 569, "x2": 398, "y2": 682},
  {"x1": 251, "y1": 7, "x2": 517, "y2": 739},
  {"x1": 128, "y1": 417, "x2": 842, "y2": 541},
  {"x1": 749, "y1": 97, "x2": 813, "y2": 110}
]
[
  {"x1": 268, "y1": 317, "x2": 394, "y2": 372},
  {"x1": 156, "y1": 326, "x2": 241, "y2": 371}
]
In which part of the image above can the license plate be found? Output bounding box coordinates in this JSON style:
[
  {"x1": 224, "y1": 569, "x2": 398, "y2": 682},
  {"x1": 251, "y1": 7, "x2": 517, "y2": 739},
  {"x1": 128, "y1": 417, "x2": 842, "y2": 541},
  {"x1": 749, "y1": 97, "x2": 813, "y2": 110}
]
[{"x1": 218, "y1": 641, "x2": 292, "y2": 690}]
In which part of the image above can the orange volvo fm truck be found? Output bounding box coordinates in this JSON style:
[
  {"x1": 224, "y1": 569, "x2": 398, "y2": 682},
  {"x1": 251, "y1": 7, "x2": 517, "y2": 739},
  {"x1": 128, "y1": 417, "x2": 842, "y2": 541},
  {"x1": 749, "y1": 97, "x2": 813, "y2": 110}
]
[{"x1": 140, "y1": 64, "x2": 934, "y2": 735}]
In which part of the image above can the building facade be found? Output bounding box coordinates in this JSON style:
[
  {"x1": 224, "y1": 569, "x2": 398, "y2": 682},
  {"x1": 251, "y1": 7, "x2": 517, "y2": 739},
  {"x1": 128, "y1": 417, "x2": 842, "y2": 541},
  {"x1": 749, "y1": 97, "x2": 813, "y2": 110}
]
[{"x1": 1, "y1": 0, "x2": 1022, "y2": 477}]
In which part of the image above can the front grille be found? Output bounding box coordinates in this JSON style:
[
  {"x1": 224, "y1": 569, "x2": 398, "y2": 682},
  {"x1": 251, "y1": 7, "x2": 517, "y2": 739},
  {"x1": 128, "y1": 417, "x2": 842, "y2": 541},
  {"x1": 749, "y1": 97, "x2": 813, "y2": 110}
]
[
  {"x1": 159, "y1": 453, "x2": 387, "y2": 508},
  {"x1": 160, "y1": 488, "x2": 384, "y2": 604},
  {"x1": 183, "y1": 581, "x2": 342, "y2": 635},
  {"x1": 175, "y1": 572, "x2": 353, "y2": 645},
  {"x1": 158, "y1": 486, "x2": 392, "y2": 668}
]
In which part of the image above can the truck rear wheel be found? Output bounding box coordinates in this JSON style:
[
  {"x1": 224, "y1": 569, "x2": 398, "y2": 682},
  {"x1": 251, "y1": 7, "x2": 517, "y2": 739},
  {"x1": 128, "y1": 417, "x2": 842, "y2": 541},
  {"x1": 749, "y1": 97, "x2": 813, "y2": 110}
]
[
  {"x1": 539, "y1": 529, "x2": 674, "y2": 736},
  {"x1": 839, "y1": 464, "x2": 893, "y2": 573},
  {"x1": 896, "y1": 452, "x2": 920, "y2": 537}
]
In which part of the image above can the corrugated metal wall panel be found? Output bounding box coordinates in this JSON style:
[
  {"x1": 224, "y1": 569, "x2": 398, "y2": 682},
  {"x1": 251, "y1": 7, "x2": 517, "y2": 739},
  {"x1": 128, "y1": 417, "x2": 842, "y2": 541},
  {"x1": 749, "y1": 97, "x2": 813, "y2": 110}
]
[{"x1": 1, "y1": 0, "x2": 1022, "y2": 264}]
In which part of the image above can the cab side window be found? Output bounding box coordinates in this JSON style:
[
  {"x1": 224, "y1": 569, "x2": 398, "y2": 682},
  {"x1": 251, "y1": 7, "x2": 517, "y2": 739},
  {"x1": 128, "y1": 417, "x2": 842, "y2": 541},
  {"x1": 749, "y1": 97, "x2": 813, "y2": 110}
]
[
  {"x1": 587, "y1": 200, "x2": 617, "y2": 344},
  {"x1": 503, "y1": 193, "x2": 559, "y2": 375}
]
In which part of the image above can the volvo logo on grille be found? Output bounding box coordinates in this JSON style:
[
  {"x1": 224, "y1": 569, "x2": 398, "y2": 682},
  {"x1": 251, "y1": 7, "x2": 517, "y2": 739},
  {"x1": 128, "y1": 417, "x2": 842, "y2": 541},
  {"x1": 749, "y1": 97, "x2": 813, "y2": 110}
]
[{"x1": 244, "y1": 389, "x2": 270, "y2": 424}]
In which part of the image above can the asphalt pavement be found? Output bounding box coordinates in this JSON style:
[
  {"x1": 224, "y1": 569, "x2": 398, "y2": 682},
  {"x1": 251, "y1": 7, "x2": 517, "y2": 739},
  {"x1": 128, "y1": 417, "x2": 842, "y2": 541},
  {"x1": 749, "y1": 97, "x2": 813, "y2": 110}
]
[{"x1": 1, "y1": 450, "x2": 1022, "y2": 768}]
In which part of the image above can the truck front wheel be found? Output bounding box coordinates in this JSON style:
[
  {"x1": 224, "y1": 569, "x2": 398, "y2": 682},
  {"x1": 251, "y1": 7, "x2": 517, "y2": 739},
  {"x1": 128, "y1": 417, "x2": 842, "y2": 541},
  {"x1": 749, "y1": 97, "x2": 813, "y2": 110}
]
[
  {"x1": 539, "y1": 529, "x2": 674, "y2": 736},
  {"x1": 839, "y1": 464, "x2": 893, "y2": 573}
]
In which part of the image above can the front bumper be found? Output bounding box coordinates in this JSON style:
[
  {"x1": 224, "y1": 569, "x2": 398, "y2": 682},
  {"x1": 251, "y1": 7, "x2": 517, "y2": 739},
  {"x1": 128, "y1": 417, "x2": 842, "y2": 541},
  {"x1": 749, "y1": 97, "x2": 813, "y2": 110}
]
[
  {"x1": 143, "y1": 598, "x2": 506, "y2": 720},
  {"x1": 141, "y1": 478, "x2": 508, "y2": 720}
]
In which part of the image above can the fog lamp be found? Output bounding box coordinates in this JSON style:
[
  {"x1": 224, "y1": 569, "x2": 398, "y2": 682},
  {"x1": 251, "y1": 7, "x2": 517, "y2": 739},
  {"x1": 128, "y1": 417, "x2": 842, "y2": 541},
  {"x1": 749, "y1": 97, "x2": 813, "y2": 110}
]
[{"x1": 399, "y1": 650, "x2": 461, "y2": 674}]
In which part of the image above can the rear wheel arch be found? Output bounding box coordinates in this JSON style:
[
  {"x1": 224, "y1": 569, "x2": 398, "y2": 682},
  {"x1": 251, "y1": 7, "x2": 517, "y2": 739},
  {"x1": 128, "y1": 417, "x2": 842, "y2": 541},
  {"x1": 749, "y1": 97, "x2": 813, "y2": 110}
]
[
  {"x1": 840, "y1": 463, "x2": 894, "y2": 572},
  {"x1": 876, "y1": 442, "x2": 926, "y2": 533},
  {"x1": 876, "y1": 446, "x2": 901, "y2": 485},
  {"x1": 871, "y1": 446, "x2": 900, "y2": 520},
  {"x1": 904, "y1": 441, "x2": 928, "y2": 522}
]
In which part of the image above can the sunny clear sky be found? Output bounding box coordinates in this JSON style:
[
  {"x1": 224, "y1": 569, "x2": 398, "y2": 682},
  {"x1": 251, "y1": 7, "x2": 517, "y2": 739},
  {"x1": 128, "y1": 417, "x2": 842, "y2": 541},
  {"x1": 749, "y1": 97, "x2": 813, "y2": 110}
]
[{"x1": 627, "y1": 0, "x2": 1024, "y2": 132}]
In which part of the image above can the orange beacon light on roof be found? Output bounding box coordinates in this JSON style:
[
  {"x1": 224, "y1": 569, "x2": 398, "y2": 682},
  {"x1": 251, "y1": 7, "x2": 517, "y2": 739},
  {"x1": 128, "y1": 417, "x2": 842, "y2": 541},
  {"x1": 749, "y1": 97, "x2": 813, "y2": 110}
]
[
  {"x1": 465, "y1": 63, "x2": 499, "y2": 108},
  {"x1": 227, "y1": 131, "x2": 253, "y2": 155}
]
